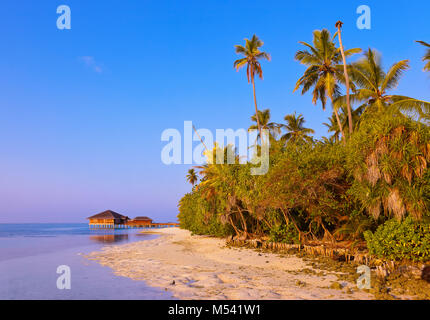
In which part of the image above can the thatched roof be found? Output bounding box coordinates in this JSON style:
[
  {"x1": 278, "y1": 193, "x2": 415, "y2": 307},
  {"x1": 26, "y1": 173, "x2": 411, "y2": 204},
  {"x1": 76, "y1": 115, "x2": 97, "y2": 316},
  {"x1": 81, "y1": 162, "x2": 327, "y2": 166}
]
[
  {"x1": 133, "y1": 216, "x2": 152, "y2": 221},
  {"x1": 87, "y1": 210, "x2": 129, "y2": 220}
]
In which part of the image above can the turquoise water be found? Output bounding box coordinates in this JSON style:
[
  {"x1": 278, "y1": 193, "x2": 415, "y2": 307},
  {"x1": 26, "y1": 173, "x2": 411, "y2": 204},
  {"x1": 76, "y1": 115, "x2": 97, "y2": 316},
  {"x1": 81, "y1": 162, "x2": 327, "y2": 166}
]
[{"x1": 0, "y1": 223, "x2": 173, "y2": 300}]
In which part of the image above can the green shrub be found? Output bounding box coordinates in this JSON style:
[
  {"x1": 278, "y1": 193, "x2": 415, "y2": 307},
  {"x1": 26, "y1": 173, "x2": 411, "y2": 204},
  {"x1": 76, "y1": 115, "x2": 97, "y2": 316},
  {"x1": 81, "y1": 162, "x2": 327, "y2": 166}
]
[
  {"x1": 269, "y1": 223, "x2": 300, "y2": 244},
  {"x1": 177, "y1": 191, "x2": 234, "y2": 237},
  {"x1": 364, "y1": 217, "x2": 430, "y2": 262}
]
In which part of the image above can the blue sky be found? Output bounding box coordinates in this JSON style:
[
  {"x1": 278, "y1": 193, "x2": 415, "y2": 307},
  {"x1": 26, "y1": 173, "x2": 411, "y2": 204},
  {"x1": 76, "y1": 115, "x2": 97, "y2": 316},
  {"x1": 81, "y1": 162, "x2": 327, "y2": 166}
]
[{"x1": 0, "y1": 0, "x2": 429, "y2": 222}]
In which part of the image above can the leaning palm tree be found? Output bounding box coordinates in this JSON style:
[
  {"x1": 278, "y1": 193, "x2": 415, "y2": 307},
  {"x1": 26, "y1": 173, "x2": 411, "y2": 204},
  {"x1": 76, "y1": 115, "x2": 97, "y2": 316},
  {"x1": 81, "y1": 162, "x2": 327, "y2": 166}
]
[
  {"x1": 293, "y1": 29, "x2": 361, "y2": 141},
  {"x1": 345, "y1": 48, "x2": 430, "y2": 117},
  {"x1": 334, "y1": 21, "x2": 357, "y2": 135},
  {"x1": 248, "y1": 108, "x2": 281, "y2": 142},
  {"x1": 281, "y1": 112, "x2": 315, "y2": 144},
  {"x1": 186, "y1": 169, "x2": 198, "y2": 186},
  {"x1": 234, "y1": 35, "x2": 271, "y2": 142},
  {"x1": 416, "y1": 40, "x2": 430, "y2": 72}
]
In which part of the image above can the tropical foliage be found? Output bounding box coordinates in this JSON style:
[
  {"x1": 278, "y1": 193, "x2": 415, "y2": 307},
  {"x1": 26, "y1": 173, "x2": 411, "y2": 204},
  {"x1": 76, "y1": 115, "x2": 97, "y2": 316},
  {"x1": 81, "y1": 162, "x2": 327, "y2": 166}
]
[
  {"x1": 234, "y1": 35, "x2": 271, "y2": 141},
  {"x1": 339, "y1": 49, "x2": 430, "y2": 118},
  {"x1": 249, "y1": 109, "x2": 281, "y2": 141},
  {"x1": 364, "y1": 217, "x2": 430, "y2": 262},
  {"x1": 416, "y1": 40, "x2": 430, "y2": 72},
  {"x1": 293, "y1": 29, "x2": 361, "y2": 140},
  {"x1": 178, "y1": 28, "x2": 430, "y2": 263},
  {"x1": 346, "y1": 111, "x2": 430, "y2": 221},
  {"x1": 186, "y1": 169, "x2": 198, "y2": 186},
  {"x1": 281, "y1": 112, "x2": 315, "y2": 144}
]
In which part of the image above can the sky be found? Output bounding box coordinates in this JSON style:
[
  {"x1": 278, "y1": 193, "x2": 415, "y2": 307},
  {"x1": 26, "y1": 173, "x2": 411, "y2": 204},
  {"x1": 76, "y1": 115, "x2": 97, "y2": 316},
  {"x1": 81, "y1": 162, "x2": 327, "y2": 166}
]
[{"x1": 0, "y1": 0, "x2": 429, "y2": 223}]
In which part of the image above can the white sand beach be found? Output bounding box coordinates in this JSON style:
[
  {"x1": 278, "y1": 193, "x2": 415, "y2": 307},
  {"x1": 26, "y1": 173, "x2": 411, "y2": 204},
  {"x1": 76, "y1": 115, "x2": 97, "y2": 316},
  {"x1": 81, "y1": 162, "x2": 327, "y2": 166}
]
[{"x1": 85, "y1": 228, "x2": 373, "y2": 300}]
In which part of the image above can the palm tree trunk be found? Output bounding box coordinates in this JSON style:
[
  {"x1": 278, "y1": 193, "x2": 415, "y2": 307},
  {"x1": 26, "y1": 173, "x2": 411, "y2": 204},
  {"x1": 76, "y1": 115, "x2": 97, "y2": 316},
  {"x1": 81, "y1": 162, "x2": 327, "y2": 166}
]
[
  {"x1": 331, "y1": 96, "x2": 346, "y2": 142},
  {"x1": 251, "y1": 75, "x2": 264, "y2": 144},
  {"x1": 336, "y1": 23, "x2": 353, "y2": 135}
]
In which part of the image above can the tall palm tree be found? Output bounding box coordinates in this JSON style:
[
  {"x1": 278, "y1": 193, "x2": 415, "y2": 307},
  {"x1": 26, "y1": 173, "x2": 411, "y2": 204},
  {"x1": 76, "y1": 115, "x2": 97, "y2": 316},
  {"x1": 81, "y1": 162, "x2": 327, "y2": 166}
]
[
  {"x1": 248, "y1": 109, "x2": 281, "y2": 141},
  {"x1": 345, "y1": 48, "x2": 430, "y2": 117},
  {"x1": 335, "y1": 21, "x2": 357, "y2": 135},
  {"x1": 293, "y1": 29, "x2": 361, "y2": 141},
  {"x1": 416, "y1": 40, "x2": 430, "y2": 72},
  {"x1": 234, "y1": 35, "x2": 271, "y2": 142},
  {"x1": 281, "y1": 112, "x2": 314, "y2": 144},
  {"x1": 186, "y1": 169, "x2": 198, "y2": 186}
]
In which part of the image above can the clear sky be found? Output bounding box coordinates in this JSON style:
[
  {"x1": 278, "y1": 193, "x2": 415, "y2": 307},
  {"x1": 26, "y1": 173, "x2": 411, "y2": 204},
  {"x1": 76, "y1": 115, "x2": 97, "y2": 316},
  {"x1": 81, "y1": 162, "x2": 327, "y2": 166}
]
[{"x1": 0, "y1": 0, "x2": 429, "y2": 222}]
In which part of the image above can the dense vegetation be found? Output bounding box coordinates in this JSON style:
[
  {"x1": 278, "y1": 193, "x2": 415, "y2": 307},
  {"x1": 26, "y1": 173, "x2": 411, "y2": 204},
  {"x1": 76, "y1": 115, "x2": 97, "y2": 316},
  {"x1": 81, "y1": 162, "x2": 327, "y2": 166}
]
[
  {"x1": 364, "y1": 217, "x2": 430, "y2": 262},
  {"x1": 178, "y1": 25, "x2": 430, "y2": 263}
]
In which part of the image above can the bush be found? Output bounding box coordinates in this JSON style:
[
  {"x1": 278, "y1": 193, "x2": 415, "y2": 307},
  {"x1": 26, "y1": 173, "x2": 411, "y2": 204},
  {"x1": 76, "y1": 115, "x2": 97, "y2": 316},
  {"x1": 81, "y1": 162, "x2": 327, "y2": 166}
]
[
  {"x1": 269, "y1": 223, "x2": 300, "y2": 244},
  {"x1": 364, "y1": 217, "x2": 430, "y2": 262},
  {"x1": 346, "y1": 112, "x2": 430, "y2": 221},
  {"x1": 177, "y1": 191, "x2": 234, "y2": 237}
]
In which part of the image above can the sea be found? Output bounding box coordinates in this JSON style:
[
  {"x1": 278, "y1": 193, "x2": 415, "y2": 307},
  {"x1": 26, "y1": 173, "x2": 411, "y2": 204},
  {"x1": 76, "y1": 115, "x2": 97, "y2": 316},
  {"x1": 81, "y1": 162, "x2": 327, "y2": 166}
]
[{"x1": 0, "y1": 223, "x2": 174, "y2": 300}]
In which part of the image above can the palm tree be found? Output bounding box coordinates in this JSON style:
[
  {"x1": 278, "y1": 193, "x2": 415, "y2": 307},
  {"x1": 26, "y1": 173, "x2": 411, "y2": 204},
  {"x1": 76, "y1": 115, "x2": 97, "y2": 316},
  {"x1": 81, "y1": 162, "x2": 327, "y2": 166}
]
[
  {"x1": 416, "y1": 40, "x2": 430, "y2": 72},
  {"x1": 248, "y1": 109, "x2": 281, "y2": 141},
  {"x1": 293, "y1": 29, "x2": 361, "y2": 141},
  {"x1": 186, "y1": 169, "x2": 198, "y2": 186},
  {"x1": 345, "y1": 48, "x2": 430, "y2": 117},
  {"x1": 281, "y1": 112, "x2": 314, "y2": 144},
  {"x1": 323, "y1": 114, "x2": 341, "y2": 143},
  {"x1": 335, "y1": 21, "x2": 357, "y2": 135},
  {"x1": 323, "y1": 105, "x2": 364, "y2": 142},
  {"x1": 234, "y1": 35, "x2": 271, "y2": 142}
]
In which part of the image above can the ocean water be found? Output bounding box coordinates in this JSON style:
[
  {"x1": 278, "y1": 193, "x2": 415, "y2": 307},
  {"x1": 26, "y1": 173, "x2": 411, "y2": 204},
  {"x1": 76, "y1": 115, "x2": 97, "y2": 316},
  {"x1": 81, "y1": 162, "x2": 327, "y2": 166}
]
[{"x1": 0, "y1": 223, "x2": 174, "y2": 300}]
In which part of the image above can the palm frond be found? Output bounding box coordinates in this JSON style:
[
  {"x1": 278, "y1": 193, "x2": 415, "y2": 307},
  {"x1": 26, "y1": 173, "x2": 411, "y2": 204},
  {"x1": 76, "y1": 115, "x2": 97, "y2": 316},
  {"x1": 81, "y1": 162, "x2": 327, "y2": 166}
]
[
  {"x1": 381, "y1": 60, "x2": 410, "y2": 92},
  {"x1": 233, "y1": 58, "x2": 247, "y2": 70},
  {"x1": 416, "y1": 41, "x2": 430, "y2": 72},
  {"x1": 390, "y1": 95, "x2": 430, "y2": 118},
  {"x1": 416, "y1": 40, "x2": 430, "y2": 48}
]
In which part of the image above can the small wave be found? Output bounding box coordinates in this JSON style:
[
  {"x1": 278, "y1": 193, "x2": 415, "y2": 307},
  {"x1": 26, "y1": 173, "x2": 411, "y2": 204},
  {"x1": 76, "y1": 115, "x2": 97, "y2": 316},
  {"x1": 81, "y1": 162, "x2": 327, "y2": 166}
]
[{"x1": 23, "y1": 235, "x2": 57, "y2": 238}]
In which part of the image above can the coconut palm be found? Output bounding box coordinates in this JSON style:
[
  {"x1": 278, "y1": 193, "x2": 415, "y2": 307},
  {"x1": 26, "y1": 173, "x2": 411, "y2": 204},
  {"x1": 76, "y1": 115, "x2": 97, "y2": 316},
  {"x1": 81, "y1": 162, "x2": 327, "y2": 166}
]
[
  {"x1": 293, "y1": 29, "x2": 361, "y2": 141},
  {"x1": 345, "y1": 48, "x2": 430, "y2": 117},
  {"x1": 234, "y1": 35, "x2": 271, "y2": 142},
  {"x1": 186, "y1": 169, "x2": 198, "y2": 186},
  {"x1": 323, "y1": 113, "x2": 342, "y2": 143},
  {"x1": 324, "y1": 105, "x2": 365, "y2": 142},
  {"x1": 334, "y1": 21, "x2": 357, "y2": 135},
  {"x1": 281, "y1": 112, "x2": 315, "y2": 144},
  {"x1": 248, "y1": 109, "x2": 281, "y2": 141},
  {"x1": 195, "y1": 144, "x2": 239, "y2": 201},
  {"x1": 416, "y1": 41, "x2": 430, "y2": 72}
]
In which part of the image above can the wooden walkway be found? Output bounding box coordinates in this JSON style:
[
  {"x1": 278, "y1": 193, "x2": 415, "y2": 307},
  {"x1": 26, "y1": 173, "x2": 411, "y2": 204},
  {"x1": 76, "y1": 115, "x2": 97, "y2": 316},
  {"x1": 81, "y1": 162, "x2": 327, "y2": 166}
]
[{"x1": 89, "y1": 222, "x2": 179, "y2": 229}]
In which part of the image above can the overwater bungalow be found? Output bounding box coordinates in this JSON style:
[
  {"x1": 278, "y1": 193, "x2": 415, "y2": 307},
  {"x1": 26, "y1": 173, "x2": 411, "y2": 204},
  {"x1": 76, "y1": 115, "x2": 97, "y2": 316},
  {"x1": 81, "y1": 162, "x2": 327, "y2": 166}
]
[
  {"x1": 127, "y1": 216, "x2": 153, "y2": 228},
  {"x1": 87, "y1": 210, "x2": 129, "y2": 229},
  {"x1": 88, "y1": 210, "x2": 179, "y2": 229}
]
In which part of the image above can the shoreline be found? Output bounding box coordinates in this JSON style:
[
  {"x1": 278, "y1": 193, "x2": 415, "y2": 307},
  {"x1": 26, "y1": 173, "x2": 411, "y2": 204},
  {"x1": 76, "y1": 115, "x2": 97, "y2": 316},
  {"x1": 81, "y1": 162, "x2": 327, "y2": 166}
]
[{"x1": 85, "y1": 227, "x2": 374, "y2": 300}]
